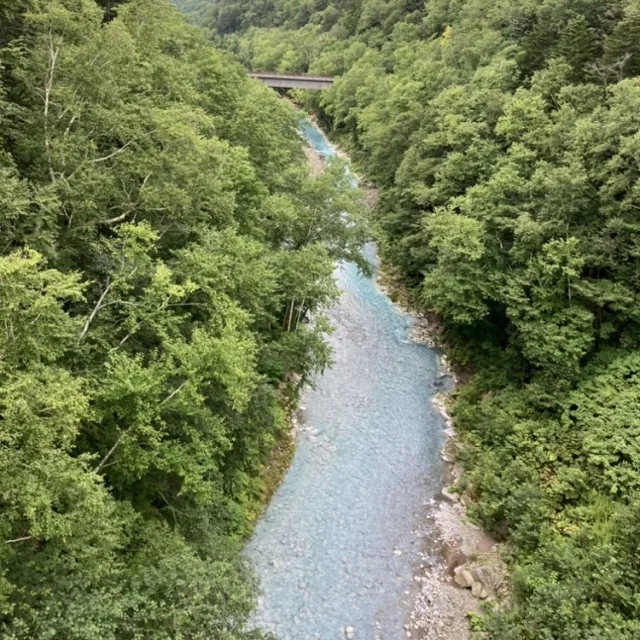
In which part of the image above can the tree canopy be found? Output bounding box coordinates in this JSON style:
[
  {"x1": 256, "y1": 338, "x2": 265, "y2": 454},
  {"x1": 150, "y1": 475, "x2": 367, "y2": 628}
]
[
  {"x1": 0, "y1": 0, "x2": 366, "y2": 637},
  {"x1": 186, "y1": 0, "x2": 640, "y2": 636}
]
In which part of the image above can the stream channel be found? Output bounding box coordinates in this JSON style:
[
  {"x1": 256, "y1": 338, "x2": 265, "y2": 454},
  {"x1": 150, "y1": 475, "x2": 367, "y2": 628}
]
[{"x1": 245, "y1": 120, "x2": 450, "y2": 639}]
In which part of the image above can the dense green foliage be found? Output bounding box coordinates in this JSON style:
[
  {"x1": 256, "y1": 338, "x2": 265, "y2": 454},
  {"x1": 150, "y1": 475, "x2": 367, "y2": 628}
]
[
  {"x1": 0, "y1": 0, "x2": 365, "y2": 637},
  {"x1": 176, "y1": 0, "x2": 640, "y2": 636}
]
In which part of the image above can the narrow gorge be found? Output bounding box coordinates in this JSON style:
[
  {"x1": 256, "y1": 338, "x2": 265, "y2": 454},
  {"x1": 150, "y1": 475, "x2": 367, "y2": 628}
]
[{"x1": 246, "y1": 121, "x2": 463, "y2": 639}]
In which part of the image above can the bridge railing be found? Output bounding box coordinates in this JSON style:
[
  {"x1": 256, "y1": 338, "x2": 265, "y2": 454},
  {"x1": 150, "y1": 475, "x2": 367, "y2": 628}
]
[
  {"x1": 249, "y1": 72, "x2": 334, "y2": 82},
  {"x1": 248, "y1": 72, "x2": 334, "y2": 90}
]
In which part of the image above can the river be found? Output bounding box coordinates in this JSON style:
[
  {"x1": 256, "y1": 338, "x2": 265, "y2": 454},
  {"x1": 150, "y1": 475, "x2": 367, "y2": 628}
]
[{"x1": 245, "y1": 120, "x2": 450, "y2": 640}]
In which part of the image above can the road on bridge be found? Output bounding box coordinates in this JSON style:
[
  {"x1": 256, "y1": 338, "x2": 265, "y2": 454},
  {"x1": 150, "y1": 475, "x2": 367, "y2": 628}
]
[{"x1": 248, "y1": 72, "x2": 334, "y2": 90}]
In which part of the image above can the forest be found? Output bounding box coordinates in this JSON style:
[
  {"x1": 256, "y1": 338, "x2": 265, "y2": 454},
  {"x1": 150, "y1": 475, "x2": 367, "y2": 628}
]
[
  {"x1": 0, "y1": 0, "x2": 366, "y2": 637},
  {"x1": 171, "y1": 0, "x2": 640, "y2": 638}
]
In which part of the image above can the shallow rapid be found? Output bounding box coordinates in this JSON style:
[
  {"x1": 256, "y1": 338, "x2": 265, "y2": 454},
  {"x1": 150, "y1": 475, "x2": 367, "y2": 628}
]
[{"x1": 245, "y1": 120, "x2": 448, "y2": 640}]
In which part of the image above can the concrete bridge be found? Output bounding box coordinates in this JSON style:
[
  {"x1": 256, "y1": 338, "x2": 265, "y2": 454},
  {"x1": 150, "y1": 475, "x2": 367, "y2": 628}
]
[{"x1": 248, "y1": 72, "x2": 334, "y2": 90}]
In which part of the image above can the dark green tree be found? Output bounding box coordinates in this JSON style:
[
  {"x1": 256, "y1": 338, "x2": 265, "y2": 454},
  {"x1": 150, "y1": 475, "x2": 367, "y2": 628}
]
[{"x1": 556, "y1": 15, "x2": 600, "y2": 81}]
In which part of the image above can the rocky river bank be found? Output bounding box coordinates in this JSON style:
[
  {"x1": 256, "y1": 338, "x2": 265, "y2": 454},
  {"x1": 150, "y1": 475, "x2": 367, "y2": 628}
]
[
  {"x1": 379, "y1": 269, "x2": 507, "y2": 640},
  {"x1": 246, "y1": 118, "x2": 505, "y2": 640},
  {"x1": 403, "y1": 391, "x2": 505, "y2": 640}
]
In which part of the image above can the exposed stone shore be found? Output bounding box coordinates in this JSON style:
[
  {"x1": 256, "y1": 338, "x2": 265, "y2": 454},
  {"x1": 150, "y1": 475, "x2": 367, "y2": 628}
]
[
  {"x1": 378, "y1": 269, "x2": 506, "y2": 640},
  {"x1": 404, "y1": 392, "x2": 505, "y2": 640},
  {"x1": 305, "y1": 127, "x2": 506, "y2": 640}
]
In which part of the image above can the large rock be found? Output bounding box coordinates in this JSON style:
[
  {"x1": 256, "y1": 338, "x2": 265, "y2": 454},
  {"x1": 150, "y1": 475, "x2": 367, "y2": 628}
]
[
  {"x1": 453, "y1": 566, "x2": 474, "y2": 588},
  {"x1": 471, "y1": 567, "x2": 491, "y2": 585},
  {"x1": 470, "y1": 558, "x2": 505, "y2": 591},
  {"x1": 455, "y1": 553, "x2": 506, "y2": 598},
  {"x1": 441, "y1": 487, "x2": 459, "y2": 502},
  {"x1": 344, "y1": 626, "x2": 355, "y2": 639}
]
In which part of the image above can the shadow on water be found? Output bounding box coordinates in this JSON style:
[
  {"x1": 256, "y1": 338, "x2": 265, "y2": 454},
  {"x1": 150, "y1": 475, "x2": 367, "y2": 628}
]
[{"x1": 245, "y1": 120, "x2": 450, "y2": 640}]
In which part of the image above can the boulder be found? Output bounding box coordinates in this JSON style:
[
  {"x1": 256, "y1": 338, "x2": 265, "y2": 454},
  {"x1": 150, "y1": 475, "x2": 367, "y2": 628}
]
[
  {"x1": 470, "y1": 558, "x2": 505, "y2": 591},
  {"x1": 441, "y1": 487, "x2": 459, "y2": 502},
  {"x1": 452, "y1": 552, "x2": 507, "y2": 600},
  {"x1": 471, "y1": 567, "x2": 490, "y2": 585},
  {"x1": 344, "y1": 626, "x2": 355, "y2": 639},
  {"x1": 453, "y1": 567, "x2": 474, "y2": 588}
]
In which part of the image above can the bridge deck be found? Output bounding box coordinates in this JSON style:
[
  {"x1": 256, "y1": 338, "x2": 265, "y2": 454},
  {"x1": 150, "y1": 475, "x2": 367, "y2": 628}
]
[{"x1": 248, "y1": 72, "x2": 334, "y2": 90}]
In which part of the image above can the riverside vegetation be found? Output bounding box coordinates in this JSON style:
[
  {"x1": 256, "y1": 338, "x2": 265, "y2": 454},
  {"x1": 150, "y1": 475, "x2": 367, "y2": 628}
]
[
  {"x1": 0, "y1": 1, "x2": 367, "y2": 637},
  {"x1": 172, "y1": 0, "x2": 640, "y2": 638}
]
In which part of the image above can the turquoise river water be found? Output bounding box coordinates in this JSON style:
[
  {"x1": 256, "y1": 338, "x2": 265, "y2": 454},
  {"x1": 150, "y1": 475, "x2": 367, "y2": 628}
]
[{"x1": 245, "y1": 120, "x2": 449, "y2": 639}]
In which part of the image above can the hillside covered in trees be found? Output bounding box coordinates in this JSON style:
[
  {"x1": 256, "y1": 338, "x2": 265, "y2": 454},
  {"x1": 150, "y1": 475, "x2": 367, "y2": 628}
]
[
  {"x1": 0, "y1": 0, "x2": 366, "y2": 637},
  {"x1": 172, "y1": 0, "x2": 640, "y2": 637}
]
